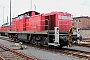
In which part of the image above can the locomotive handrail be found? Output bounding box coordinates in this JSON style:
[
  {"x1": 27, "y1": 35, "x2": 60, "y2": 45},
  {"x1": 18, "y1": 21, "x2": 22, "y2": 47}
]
[
  {"x1": 37, "y1": 25, "x2": 48, "y2": 26},
  {"x1": 67, "y1": 25, "x2": 74, "y2": 47}
]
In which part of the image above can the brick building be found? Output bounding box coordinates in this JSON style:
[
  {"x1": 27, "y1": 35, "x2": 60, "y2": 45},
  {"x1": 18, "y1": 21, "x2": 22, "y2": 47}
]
[{"x1": 73, "y1": 16, "x2": 90, "y2": 29}]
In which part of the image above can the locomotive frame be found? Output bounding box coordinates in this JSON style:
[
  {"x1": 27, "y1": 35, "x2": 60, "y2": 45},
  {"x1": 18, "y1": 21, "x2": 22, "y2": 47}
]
[{"x1": 0, "y1": 11, "x2": 80, "y2": 47}]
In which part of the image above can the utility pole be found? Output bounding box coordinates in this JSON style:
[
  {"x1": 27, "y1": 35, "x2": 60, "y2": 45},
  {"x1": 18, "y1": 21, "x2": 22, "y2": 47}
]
[
  {"x1": 34, "y1": 4, "x2": 36, "y2": 11},
  {"x1": 30, "y1": 0, "x2": 32, "y2": 10},
  {"x1": 10, "y1": 0, "x2": 11, "y2": 31},
  {"x1": 3, "y1": 7, "x2": 4, "y2": 24},
  {"x1": 7, "y1": 16, "x2": 8, "y2": 23},
  {"x1": 13, "y1": 13, "x2": 14, "y2": 17}
]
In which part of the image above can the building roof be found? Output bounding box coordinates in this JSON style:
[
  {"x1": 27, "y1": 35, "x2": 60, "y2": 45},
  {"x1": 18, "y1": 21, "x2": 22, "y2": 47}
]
[{"x1": 73, "y1": 16, "x2": 90, "y2": 19}]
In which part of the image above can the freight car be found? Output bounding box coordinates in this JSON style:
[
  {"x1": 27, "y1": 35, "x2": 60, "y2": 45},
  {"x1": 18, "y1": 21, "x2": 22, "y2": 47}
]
[{"x1": 0, "y1": 11, "x2": 81, "y2": 47}]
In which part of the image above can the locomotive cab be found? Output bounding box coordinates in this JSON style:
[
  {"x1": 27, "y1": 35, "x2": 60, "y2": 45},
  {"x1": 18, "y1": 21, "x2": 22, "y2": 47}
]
[{"x1": 47, "y1": 12, "x2": 79, "y2": 47}]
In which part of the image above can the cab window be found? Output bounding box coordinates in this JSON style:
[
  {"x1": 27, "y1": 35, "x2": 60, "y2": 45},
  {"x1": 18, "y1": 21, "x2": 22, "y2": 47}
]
[
  {"x1": 18, "y1": 15, "x2": 22, "y2": 20},
  {"x1": 24, "y1": 13, "x2": 30, "y2": 18}
]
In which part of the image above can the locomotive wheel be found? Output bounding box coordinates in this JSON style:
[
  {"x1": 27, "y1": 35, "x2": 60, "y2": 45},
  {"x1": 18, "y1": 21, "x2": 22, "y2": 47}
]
[
  {"x1": 30, "y1": 39, "x2": 33, "y2": 44},
  {"x1": 40, "y1": 37, "x2": 46, "y2": 46},
  {"x1": 15, "y1": 39, "x2": 20, "y2": 42},
  {"x1": 30, "y1": 39, "x2": 35, "y2": 44},
  {"x1": 40, "y1": 40, "x2": 45, "y2": 46},
  {"x1": 40, "y1": 37, "x2": 48, "y2": 46}
]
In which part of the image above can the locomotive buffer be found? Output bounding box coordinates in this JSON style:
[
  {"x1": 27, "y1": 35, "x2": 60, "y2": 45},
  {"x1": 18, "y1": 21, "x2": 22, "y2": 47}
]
[
  {"x1": 48, "y1": 27, "x2": 60, "y2": 47},
  {"x1": 48, "y1": 26, "x2": 74, "y2": 47}
]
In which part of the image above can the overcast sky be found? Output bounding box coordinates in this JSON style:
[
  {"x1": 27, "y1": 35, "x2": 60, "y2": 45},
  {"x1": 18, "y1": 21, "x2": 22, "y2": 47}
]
[{"x1": 0, "y1": 0, "x2": 90, "y2": 26}]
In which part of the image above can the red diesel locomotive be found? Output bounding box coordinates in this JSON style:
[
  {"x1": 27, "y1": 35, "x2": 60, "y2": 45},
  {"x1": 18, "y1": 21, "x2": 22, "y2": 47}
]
[{"x1": 0, "y1": 11, "x2": 80, "y2": 47}]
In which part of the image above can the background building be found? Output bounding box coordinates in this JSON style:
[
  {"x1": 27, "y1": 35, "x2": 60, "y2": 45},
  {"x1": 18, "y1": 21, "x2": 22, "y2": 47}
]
[
  {"x1": 73, "y1": 16, "x2": 90, "y2": 38},
  {"x1": 73, "y1": 16, "x2": 90, "y2": 29}
]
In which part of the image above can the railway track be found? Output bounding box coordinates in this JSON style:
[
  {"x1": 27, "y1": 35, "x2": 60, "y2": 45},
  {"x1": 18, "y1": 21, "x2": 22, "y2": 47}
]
[
  {"x1": 73, "y1": 39, "x2": 90, "y2": 48},
  {"x1": 0, "y1": 44, "x2": 34, "y2": 60},
  {"x1": 27, "y1": 45, "x2": 90, "y2": 60},
  {"x1": 0, "y1": 36, "x2": 90, "y2": 60},
  {"x1": 0, "y1": 36, "x2": 40, "y2": 60},
  {"x1": 60, "y1": 48, "x2": 90, "y2": 59},
  {"x1": 74, "y1": 44, "x2": 90, "y2": 48}
]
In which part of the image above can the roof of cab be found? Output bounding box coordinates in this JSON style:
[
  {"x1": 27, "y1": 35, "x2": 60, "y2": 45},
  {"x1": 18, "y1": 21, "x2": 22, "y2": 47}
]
[
  {"x1": 12, "y1": 11, "x2": 40, "y2": 19},
  {"x1": 18, "y1": 11, "x2": 40, "y2": 16}
]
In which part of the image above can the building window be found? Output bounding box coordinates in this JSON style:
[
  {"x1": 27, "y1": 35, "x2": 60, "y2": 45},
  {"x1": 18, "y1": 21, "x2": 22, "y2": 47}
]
[{"x1": 18, "y1": 15, "x2": 22, "y2": 20}]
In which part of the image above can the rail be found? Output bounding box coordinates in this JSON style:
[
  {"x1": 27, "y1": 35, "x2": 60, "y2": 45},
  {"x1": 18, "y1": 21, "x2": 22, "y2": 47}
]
[
  {"x1": 0, "y1": 43, "x2": 36, "y2": 60},
  {"x1": 0, "y1": 56, "x2": 5, "y2": 60}
]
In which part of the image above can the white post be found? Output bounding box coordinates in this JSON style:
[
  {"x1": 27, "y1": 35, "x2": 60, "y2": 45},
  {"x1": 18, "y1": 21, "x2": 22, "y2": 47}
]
[
  {"x1": 54, "y1": 27, "x2": 59, "y2": 44},
  {"x1": 76, "y1": 19, "x2": 80, "y2": 43},
  {"x1": 76, "y1": 19, "x2": 80, "y2": 37}
]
